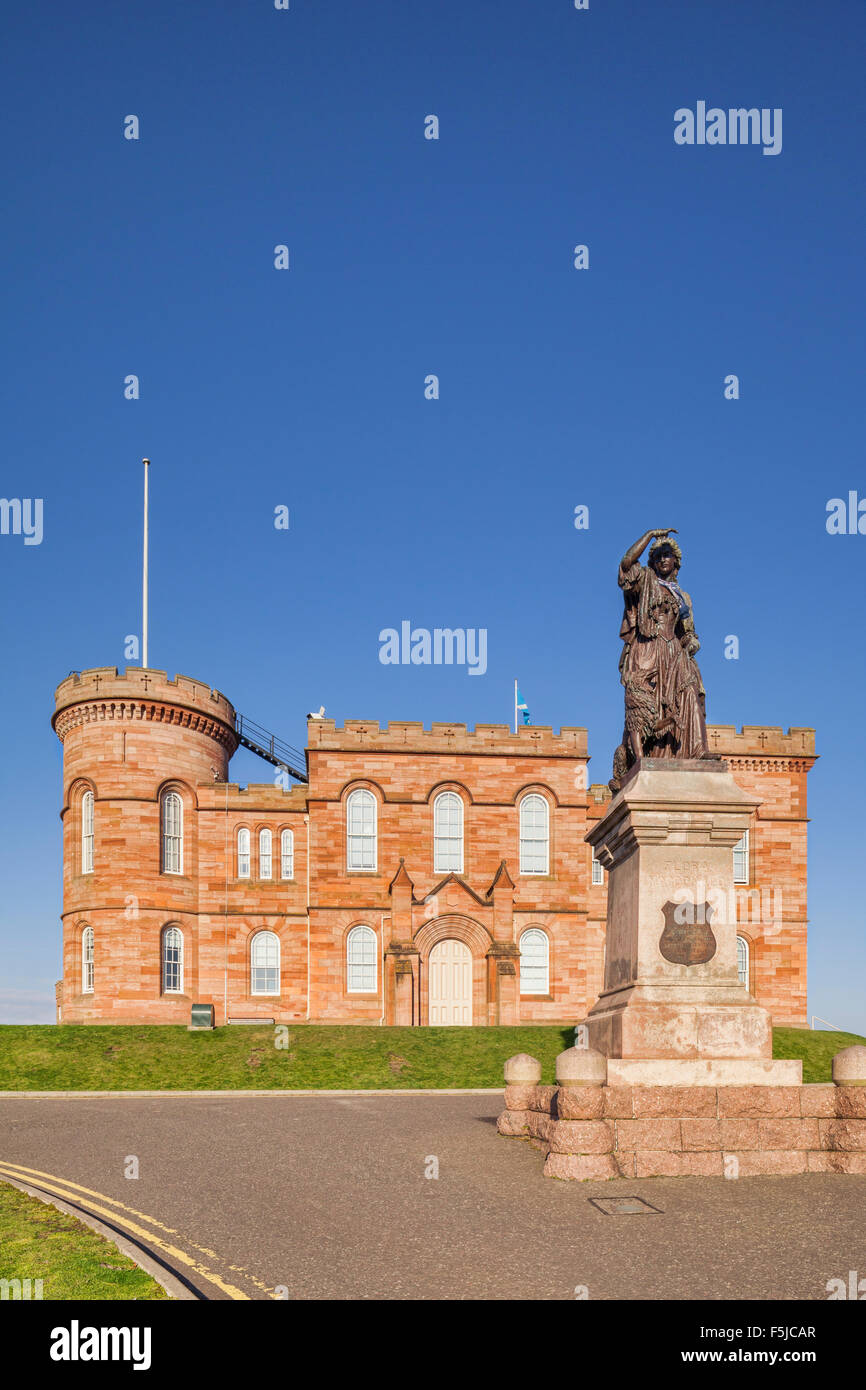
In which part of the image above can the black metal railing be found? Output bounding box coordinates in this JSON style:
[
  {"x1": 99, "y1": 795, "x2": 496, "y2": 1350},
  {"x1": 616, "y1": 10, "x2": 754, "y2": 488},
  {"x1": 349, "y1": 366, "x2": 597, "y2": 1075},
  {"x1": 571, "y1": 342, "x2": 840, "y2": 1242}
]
[{"x1": 234, "y1": 713, "x2": 308, "y2": 782}]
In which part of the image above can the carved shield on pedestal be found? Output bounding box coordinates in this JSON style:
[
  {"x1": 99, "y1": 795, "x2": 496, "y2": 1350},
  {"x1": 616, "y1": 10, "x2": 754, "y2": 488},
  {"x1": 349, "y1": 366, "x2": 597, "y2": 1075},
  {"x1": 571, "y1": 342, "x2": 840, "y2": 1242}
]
[{"x1": 658, "y1": 900, "x2": 717, "y2": 966}]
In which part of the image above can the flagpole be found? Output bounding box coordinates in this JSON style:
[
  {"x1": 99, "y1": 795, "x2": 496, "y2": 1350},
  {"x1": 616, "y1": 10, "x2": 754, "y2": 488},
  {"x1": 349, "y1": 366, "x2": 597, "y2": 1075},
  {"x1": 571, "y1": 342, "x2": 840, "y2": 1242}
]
[
  {"x1": 142, "y1": 458, "x2": 150, "y2": 668},
  {"x1": 514, "y1": 678, "x2": 518, "y2": 734}
]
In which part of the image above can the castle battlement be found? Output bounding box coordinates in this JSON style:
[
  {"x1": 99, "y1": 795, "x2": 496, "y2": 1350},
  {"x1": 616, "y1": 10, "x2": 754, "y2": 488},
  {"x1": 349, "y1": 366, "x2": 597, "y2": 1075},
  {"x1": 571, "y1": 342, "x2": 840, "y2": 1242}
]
[
  {"x1": 587, "y1": 727, "x2": 816, "y2": 802},
  {"x1": 307, "y1": 719, "x2": 589, "y2": 757},
  {"x1": 53, "y1": 667, "x2": 237, "y2": 742},
  {"x1": 707, "y1": 725, "x2": 816, "y2": 758}
]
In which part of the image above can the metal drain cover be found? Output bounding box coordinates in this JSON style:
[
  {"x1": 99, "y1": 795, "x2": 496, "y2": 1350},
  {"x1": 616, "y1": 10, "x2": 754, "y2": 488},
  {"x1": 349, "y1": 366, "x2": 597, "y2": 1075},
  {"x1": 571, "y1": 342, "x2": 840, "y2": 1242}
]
[{"x1": 589, "y1": 1196, "x2": 663, "y2": 1215}]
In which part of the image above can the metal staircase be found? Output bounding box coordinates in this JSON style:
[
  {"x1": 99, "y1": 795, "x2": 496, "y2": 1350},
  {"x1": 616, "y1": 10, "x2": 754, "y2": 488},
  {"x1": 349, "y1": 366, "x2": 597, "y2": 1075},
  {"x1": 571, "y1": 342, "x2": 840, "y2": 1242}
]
[{"x1": 234, "y1": 713, "x2": 308, "y2": 783}]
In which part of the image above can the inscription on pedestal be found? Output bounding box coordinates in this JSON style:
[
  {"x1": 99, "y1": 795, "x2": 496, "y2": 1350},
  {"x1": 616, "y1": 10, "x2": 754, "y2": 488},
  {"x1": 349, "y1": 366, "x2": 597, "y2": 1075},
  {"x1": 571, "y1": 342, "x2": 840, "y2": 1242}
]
[{"x1": 658, "y1": 900, "x2": 717, "y2": 966}]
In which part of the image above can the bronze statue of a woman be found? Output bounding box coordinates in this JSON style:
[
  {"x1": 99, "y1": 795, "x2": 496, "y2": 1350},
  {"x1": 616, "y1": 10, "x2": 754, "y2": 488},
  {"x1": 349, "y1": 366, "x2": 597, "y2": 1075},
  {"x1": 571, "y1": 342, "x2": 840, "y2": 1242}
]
[{"x1": 610, "y1": 527, "x2": 711, "y2": 791}]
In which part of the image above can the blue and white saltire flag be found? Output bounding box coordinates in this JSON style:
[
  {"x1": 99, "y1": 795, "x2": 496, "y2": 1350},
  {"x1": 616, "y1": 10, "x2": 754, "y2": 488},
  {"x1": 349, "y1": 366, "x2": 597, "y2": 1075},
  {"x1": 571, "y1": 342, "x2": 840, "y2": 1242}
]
[{"x1": 517, "y1": 688, "x2": 531, "y2": 725}]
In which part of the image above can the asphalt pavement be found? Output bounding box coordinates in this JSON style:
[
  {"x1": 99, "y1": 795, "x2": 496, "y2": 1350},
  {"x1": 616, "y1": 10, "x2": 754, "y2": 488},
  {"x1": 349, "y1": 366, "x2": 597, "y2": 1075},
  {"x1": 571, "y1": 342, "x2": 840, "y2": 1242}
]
[{"x1": 1, "y1": 1094, "x2": 863, "y2": 1300}]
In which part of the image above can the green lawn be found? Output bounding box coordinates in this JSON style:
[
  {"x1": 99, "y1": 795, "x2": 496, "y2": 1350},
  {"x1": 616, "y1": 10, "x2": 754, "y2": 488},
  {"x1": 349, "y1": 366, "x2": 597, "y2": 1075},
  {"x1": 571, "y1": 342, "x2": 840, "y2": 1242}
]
[
  {"x1": 773, "y1": 1027, "x2": 865, "y2": 1084},
  {"x1": 0, "y1": 1023, "x2": 575, "y2": 1090},
  {"x1": 0, "y1": 1181, "x2": 168, "y2": 1300},
  {"x1": 0, "y1": 1023, "x2": 861, "y2": 1090}
]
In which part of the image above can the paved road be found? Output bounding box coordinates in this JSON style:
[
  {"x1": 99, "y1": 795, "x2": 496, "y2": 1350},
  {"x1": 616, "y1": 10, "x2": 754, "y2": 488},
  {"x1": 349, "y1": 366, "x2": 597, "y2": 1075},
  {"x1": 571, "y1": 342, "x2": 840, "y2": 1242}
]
[{"x1": 1, "y1": 1094, "x2": 863, "y2": 1300}]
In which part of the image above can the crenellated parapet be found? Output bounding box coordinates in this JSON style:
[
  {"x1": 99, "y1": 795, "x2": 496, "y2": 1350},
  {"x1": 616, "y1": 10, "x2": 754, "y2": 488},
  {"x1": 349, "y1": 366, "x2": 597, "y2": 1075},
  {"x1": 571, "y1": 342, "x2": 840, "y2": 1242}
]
[
  {"x1": 53, "y1": 667, "x2": 238, "y2": 753},
  {"x1": 706, "y1": 724, "x2": 817, "y2": 773},
  {"x1": 307, "y1": 719, "x2": 589, "y2": 758}
]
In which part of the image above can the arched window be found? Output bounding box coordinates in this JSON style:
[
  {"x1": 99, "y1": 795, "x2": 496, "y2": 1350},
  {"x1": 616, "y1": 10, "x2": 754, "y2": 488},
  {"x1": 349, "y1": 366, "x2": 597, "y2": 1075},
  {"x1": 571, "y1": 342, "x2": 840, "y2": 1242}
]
[
  {"x1": 81, "y1": 926, "x2": 94, "y2": 994},
  {"x1": 281, "y1": 829, "x2": 294, "y2": 880},
  {"x1": 259, "y1": 828, "x2": 272, "y2": 880},
  {"x1": 434, "y1": 792, "x2": 463, "y2": 873},
  {"x1": 347, "y1": 925, "x2": 377, "y2": 993},
  {"x1": 733, "y1": 830, "x2": 749, "y2": 885},
  {"x1": 519, "y1": 928, "x2": 549, "y2": 994},
  {"x1": 161, "y1": 792, "x2": 183, "y2": 874},
  {"x1": 519, "y1": 794, "x2": 549, "y2": 875},
  {"x1": 162, "y1": 926, "x2": 183, "y2": 994},
  {"x1": 347, "y1": 789, "x2": 376, "y2": 871},
  {"x1": 737, "y1": 935, "x2": 750, "y2": 989},
  {"x1": 81, "y1": 790, "x2": 94, "y2": 874},
  {"x1": 251, "y1": 930, "x2": 280, "y2": 995},
  {"x1": 237, "y1": 828, "x2": 250, "y2": 879}
]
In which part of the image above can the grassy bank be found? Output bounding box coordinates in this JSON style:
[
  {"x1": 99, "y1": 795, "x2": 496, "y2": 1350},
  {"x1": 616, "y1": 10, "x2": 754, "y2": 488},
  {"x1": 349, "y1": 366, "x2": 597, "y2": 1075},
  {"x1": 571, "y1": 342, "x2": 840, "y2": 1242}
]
[
  {"x1": 0, "y1": 1181, "x2": 168, "y2": 1300},
  {"x1": 0, "y1": 1023, "x2": 575, "y2": 1090},
  {"x1": 0, "y1": 1023, "x2": 861, "y2": 1090},
  {"x1": 772, "y1": 1027, "x2": 865, "y2": 1084}
]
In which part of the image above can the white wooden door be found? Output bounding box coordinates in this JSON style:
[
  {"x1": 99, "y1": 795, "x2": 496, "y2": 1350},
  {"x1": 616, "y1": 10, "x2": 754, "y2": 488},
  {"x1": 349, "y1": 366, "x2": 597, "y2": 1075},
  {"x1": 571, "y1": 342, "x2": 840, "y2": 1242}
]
[{"x1": 428, "y1": 939, "x2": 472, "y2": 1025}]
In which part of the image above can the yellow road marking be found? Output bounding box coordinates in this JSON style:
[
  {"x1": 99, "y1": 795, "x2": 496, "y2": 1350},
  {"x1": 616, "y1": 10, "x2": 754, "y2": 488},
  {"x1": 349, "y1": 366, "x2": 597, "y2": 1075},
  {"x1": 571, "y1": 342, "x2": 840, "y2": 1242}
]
[
  {"x1": 0, "y1": 1161, "x2": 259, "y2": 1300},
  {"x1": 1, "y1": 1160, "x2": 196, "y2": 1240},
  {"x1": 0, "y1": 1158, "x2": 274, "y2": 1296}
]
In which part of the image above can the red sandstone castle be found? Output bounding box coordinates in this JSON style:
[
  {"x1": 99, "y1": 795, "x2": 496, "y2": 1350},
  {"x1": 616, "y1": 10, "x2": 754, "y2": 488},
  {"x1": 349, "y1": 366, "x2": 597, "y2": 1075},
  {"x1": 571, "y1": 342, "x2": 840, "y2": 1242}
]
[{"x1": 53, "y1": 667, "x2": 816, "y2": 1028}]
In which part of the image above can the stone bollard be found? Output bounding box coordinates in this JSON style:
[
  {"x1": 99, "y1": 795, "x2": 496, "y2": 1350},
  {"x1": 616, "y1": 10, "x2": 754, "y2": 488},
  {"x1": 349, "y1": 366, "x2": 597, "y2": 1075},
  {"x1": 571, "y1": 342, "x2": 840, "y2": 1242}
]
[
  {"x1": 544, "y1": 1045, "x2": 617, "y2": 1181},
  {"x1": 504, "y1": 1053, "x2": 542, "y2": 1086},
  {"x1": 498, "y1": 1054, "x2": 541, "y2": 1138},
  {"x1": 556, "y1": 1045, "x2": 607, "y2": 1088},
  {"x1": 554, "y1": 1046, "x2": 607, "y2": 1121},
  {"x1": 832, "y1": 1045, "x2": 866, "y2": 1087}
]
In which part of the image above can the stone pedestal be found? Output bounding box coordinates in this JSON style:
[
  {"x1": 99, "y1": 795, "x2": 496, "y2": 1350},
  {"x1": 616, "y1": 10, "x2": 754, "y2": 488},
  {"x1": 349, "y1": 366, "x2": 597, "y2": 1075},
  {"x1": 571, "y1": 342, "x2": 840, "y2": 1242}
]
[{"x1": 583, "y1": 759, "x2": 801, "y2": 1086}]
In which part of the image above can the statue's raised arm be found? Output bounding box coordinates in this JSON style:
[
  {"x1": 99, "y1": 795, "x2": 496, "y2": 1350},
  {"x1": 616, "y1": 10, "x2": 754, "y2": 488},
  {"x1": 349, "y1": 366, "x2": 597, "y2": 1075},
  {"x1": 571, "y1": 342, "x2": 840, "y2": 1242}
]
[
  {"x1": 610, "y1": 528, "x2": 710, "y2": 792},
  {"x1": 619, "y1": 527, "x2": 678, "y2": 583}
]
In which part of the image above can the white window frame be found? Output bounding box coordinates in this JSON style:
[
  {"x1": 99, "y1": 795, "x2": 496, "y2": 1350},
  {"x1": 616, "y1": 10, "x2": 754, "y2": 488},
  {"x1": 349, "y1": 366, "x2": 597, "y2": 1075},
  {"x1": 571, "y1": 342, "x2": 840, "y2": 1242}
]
[
  {"x1": 433, "y1": 791, "x2": 464, "y2": 873},
  {"x1": 237, "y1": 827, "x2": 251, "y2": 879},
  {"x1": 250, "y1": 930, "x2": 280, "y2": 996},
  {"x1": 161, "y1": 792, "x2": 183, "y2": 875},
  {"x1": 736, "y1": 935, "x2": 750, "y2": 990},
  {"x1": 162, "y1": 925, "x2": 184, "y2": 994},
  {"x1": 81, "y1": 790, "x2": 94, "y2": 874},
  {"x1": 519, "y1": 794, "x2": 549, "y2": 875},
  {"x1": 733, "y1": 829, "x2": 749, "y2": 885},
  {"x1": 280, "y1": 828, "x2": 294, "y2": 880},
  {"x1": 519, "y1": 928, "x2": 549, "y2": 995},
  {"x1": 82, "y1": 926, "x2": 94, "y2": 994},
  {"x1": 347, "y1": 924, "x2": 377, "y2": 993},
  {"x1": 346, "y1": 789, "x2": 377, "y2": 872},
  {"x1": 591, "y1": 852, "x2": 604, "y2": 886},
  {"x1": 259, "y1": 828, "x2": 272, "y2": 880}
]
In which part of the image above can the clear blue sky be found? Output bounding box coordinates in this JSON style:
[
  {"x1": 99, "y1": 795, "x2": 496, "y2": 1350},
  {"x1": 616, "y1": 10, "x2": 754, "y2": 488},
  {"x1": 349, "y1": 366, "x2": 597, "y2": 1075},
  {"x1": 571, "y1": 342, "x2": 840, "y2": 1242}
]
[{"x1": 1, "y1": 0, "x2": 864, "y2": 1030}]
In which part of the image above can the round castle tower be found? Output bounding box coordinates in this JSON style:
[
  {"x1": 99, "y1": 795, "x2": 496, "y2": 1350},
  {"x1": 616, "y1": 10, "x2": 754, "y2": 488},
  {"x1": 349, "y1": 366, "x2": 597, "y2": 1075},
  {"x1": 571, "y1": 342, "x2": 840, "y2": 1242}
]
[{"x1": 53, "y1": 667, "x2": 238, "y2": 1022}]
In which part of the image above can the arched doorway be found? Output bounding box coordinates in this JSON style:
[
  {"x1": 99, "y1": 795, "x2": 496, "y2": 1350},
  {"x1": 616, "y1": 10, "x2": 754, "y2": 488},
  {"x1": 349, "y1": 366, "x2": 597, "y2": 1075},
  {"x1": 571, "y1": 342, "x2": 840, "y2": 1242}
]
[{"x1": 428, "y1": 939, "x2": 472, "y2": 1025}]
